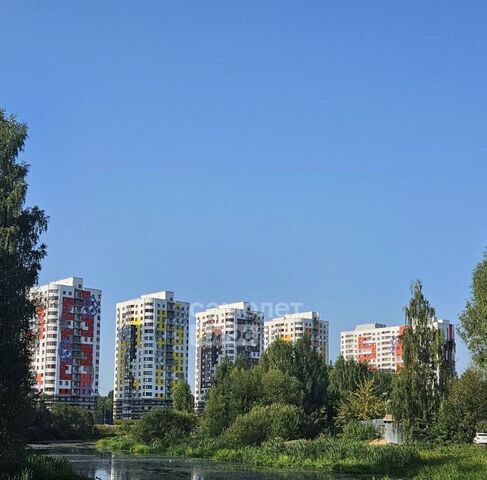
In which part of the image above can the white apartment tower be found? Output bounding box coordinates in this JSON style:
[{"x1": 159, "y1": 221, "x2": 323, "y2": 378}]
[
  {"x1": 30, "y1": 277, "x2": 102, "y2": 410},
  {"x1": 114, "y1": 291, "x2": 189, "y2": 419},
  {"x1": 264, "y1": 311, "x2": 329, "y2": 363},
  {"x1": 195, "y1": 301, "x2": 264, "y2": 410},
  {"x1": 340, "y1": 318, "x2": 455, "y2": 372}
]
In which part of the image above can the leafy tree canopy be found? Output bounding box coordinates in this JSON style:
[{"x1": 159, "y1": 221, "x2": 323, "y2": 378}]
[
  {"x1": 0, "y1": 109, "x2": 47, "y2": 471},
  {"x1": 459, "y1": 250, "x2": 487, "y2": 371},
  {"x1": 173, "y1": 380, "x2": 194, "y2": 413},
  {"x1": 391, "y1": 280, "x2": 452, "y2": 442}
]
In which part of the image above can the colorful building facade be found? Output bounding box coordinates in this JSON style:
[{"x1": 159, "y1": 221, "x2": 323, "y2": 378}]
[
  {"x1": 195, "y1": 301, "x2": 264, "y2": 411},
  {"x1": 30, "y1": 277, "x2": 101, "y2": 409},
  {"x1": 264, "y1": 311, "x2": 329, "y2": 362},
  {"x1": 113, "y1": 291, "x2": 189, "y2": 419},
  {"x1": 340, "y1": 318, "x2": 455, "y2": 372}
]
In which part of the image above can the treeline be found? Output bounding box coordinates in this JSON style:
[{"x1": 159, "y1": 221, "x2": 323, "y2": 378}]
[
  {"x1": 102, "y1": 339, "x2": 392, "y2": 451},
  {"x1": 105, "y1": 267, "x2": 487, "y2": 450},
  {"x1": 25, "y1": 393, "x2": 113, "y2": 441},
  {"x1": 0, "y1": 109, "x2": 88, "y2": 479}
]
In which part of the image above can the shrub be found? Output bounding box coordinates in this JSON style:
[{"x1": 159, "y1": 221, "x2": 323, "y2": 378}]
[
  {"x1": 476, "y1": 420, "x2": 487, "y2": 433},
  {"x1": 131, "y1": 407, "x2": 197, "y2": 448},
  {"x1": 49, "y1": 405, "x2": 95, "y2": 439},
  {"x1": 0, "y1": 455, "x2": 85, "y2": 480},
  {"x1": 223, "y1": 403, "x2": 303, "y2": 447},
  {"x1": 341, "y1": 420, "x2": 379, "y2": 441}
]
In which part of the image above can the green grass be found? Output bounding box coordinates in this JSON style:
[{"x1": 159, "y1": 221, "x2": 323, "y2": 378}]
[
  {"x1": 0, "y1": 455, "x2": 86, "y2": 480},
  {"x1": 97, "y1": 435, "x2": 419, "y2": 476},
  {"x1": 97, "y1": 435, "x2": 487, "y2": 479},
  {"x1": 414, "y1": 444, "x2": 487, "y2": 480}
]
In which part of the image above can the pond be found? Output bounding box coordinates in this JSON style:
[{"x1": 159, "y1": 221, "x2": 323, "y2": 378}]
[{"x1": 30, "y1": 442, "x2": 377, "y2": 480}]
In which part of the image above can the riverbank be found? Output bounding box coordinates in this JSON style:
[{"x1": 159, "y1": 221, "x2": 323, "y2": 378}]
[
  {"x1": 0, "y1": 454, "x2": 87, "y2": 480},
  {"x1": 96, "y1": 436, "x2": 487, "y2": 479}
]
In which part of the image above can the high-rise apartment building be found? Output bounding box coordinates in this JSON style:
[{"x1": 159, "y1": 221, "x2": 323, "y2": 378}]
[
  {"x1": 195, "y1": 301, "x2": 263, "y2": 410},
  {"x1": 264, "y1": 311, "x2": 329, "y2": 362},
  {"x1": 113, "y1": 291, "x2": 189, "y2": 419},
  {"x1": 30, "y1": 277, "x2": 101, "y2": 409},
  {"x1": 340, "y1": 318, "x2": 455, "y2": 372}
]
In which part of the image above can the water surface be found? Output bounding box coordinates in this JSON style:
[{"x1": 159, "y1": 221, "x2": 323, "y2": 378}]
[{"x1": 30, "y1": 442, "x2": 376, "y2": 480}]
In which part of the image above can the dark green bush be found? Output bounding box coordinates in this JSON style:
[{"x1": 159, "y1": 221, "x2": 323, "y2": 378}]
[
  {"x1": 0, "y1": 455, "x2": 85, "y2": 480},
  {"x1": 223, "y1": 403, "x2": 303, "y2": 446},
  {"x1": 49, "y1": 405, "x2": 95, "y2": 439},
  {"x1": 131, "y1": 407, "x2": 197, "y2": 448}
]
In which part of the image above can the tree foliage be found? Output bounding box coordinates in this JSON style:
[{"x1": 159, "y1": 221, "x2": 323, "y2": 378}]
[
  {"x1": 337, "y1": 379, "x2": 387, "y2": 426},
  {"x1": 459, "y1": 251, "x2": 487, "y2": 371},
  {"x1": 202, "y1": 359, "x2": 262, "y2": 437},
  {"x1": 49, "y1": 405, "x2": 95, "y2": 439},
  {"x1": 0, "y1": 109, "x2": 47, "y2": 471},
  {"x1": 94, "y1": 391, "x2": 114, "y2": 424},
  {"x1": 432, "y1": 369, "x2": 487, "y2": 443},
  {"x1": 329, "y1": 356, "x2": 371, "y2": 399},
  {"x1": 173, "y1": 380, "x2": 194, "y2": 413},
  {"x1": 202, "y1": 337, "x2": 330, "y2": 440},
  {"x1": 223, "y1": 403, "x2": 304, "y2": 447},
  {"x1": 259, "y1": 336, "x2": 330, "y2": 434},
  {"x1": 132, "y1": 408, "x2": 197, "y2": 447},
  {"x1": 259, "y1": 368, "x2": 303, "y2": 406},
  {"x1": 391, "y1": 280, "x2": 452, "y2": 442}
]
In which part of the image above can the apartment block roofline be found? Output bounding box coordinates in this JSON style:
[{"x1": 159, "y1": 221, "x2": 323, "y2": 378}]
[
  {"x1": 33, "y1": 276, "x2": 101, "y2": 293},
  {"x1": 265, "y1": 311, "x2": 321, "y2": 323},
  {"x1": 116, "y1": 290, "x2": 189, "y2": 305},
  {"x1": 197, "y1": 301, "x2": 263, "y2": 314}
]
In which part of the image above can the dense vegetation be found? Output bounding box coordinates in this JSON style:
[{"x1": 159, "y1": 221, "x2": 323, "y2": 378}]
[
  {"x1": 459, "y1": 250, "x2": 487, "y2": 371},
  {"x1": 26, "y1": 402, "x2": 97, "y2": 441},
  {"x1": 0, "y1": 109, "x2": 89, "y2": 480},
  {"x1": 97, "y1": 275, "x2": 487, "y2": 479},
  {"x1": 392, "y1": 280, "x2": 454, "y2": 442}
]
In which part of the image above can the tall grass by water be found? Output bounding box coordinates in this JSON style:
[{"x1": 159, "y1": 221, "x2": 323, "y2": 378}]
[
  {"x1": 97, "y1": 435, "x2": 420, "y2": 476},
  {"x1": 0, "y1": 455, "x2": 85, "y2": 480}
]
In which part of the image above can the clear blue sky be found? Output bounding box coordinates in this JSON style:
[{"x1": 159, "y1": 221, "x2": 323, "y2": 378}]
[{"x1": 2, "y1": 1, "x2": 486, "y2": 393}]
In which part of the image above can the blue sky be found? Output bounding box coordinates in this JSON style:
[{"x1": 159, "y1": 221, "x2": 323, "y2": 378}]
[{"x1": 2, "y1": 1, "x2": 486, "y2": 393}]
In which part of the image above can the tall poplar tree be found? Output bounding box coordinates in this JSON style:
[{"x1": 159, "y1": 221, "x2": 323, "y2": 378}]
[
  {"x1": 459, "y1": 250, "x2": 487, "y2": 371},
  {"x1": 0, "y1": 109, "x2": 47, "y2": 470},
  {"x1": 391, "y1": 280, "x2": 452, "y2": 442}
]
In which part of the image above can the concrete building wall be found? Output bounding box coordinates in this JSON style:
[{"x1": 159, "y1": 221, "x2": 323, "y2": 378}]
[
  {"x1": 195, "y1": 301, "x2": 263, "y2": 411},
  {"x1": 264, "y1": 311, "x2": 329, "y2": 363},
  {"x1": 113, "y1": 291, "x2": 189, "y2": 419},
  {"x1": 340, "y1": 318, "x2": 455, "y2": 372},
  {"x1": 30, "y1": 277, "x2": 101, "y2": 410}
]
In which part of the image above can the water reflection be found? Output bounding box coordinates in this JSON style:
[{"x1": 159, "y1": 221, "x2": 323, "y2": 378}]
[{"x1": 30, "y1": 442, "x2": 367, "y2": 480}]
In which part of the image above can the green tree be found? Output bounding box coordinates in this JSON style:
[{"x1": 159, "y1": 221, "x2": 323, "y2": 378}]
[
  {"x1": 329, "y1": 356, "x2": 372, "y2": 398},
  {"x1": 49, "y1": 405, "x2": 95, "y2": 439},
  {"x1": 259, "y1": 336, "x2": 330, "y2": 436},
  {"x1": 202, "y1": 359, "x2": 262, "y2": 437},
  {"x1": 132, "y1": 408, "x2": 197, "y2": 448},
  {"x1": 293, "y1": 336, "x2": 329, "y2": 417},
  {"x1": 433, "y1": 369, "x2": 487, "y2": 443},
  {"x1": 0, "y1": 109, "x2": 48, "y2": 471},
  {"x1": 223, "y1": 403, "x2": 304, "y2": 447},
  {"x1": 337, "y1": 378, "x2": 387, "y2": 426},
  {"x1": 259, "y1": 368, "x2": 302, "y2": 406},
  {"x1": 373, "y1": 369, "x2": 393, "y2": 400},
  {"x1": 459, "y1": 251, "x2": 487, "y2": 371},
  {"x1": 391, "y1": 280, "x2": 452, "y2": 442},
  {"x1": 173, "y1": 380, "x2": 194, "y2": 413},
  {"x1": 259, "y1": 338, "x2": 294, "y2": 376},
  {"x1": 94, "y1": 391, "x2": 114, "y2": 424}
]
